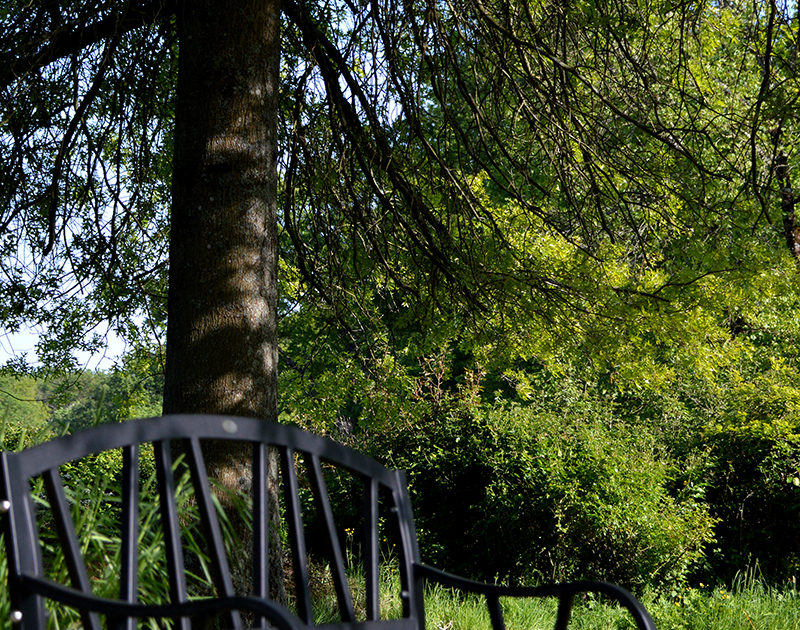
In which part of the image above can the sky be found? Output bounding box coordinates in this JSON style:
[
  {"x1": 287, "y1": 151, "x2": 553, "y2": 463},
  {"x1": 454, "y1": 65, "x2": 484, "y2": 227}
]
[{"x1": 0, "y1": 325, "x2": 125, "y2": 371}]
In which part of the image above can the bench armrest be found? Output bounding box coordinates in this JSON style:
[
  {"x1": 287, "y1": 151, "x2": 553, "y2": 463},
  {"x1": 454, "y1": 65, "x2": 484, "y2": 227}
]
[{"x1": 414, "y1": 564, "x2": 657, "y2": 630}]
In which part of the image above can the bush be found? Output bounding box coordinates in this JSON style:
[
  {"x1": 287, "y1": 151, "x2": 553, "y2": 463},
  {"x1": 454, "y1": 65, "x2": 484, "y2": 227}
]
[{"x1": 358, "y1": 394, "x2": 714, "y2": 591}]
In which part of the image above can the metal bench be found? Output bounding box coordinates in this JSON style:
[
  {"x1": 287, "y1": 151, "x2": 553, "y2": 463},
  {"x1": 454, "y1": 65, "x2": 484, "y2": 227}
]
[{"x1": 1, "y1": 414, "x2": 657, "y2": 629}]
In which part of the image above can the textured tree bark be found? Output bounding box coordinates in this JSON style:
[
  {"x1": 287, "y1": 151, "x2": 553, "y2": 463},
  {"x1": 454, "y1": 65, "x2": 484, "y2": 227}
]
[{"x1": 163, "y1": 0, "x2": 284, "y2": 599}]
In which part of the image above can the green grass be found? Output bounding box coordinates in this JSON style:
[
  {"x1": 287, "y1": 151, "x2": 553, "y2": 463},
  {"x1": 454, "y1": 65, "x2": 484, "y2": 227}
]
[
  {"x1": 304, "y1": 552, "x2": 800, "y2": 629},
  {"x1": 641, "y1": 572, "x2": 800, "y2": 630},
  {"x1": 419, "y1": 575, "x2": 800, "y2": 629}
]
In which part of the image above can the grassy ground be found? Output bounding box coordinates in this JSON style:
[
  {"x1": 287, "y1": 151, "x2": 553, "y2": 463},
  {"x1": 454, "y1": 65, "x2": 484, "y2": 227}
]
[
  {"x1": 420, "y1": 577, "x2": 800, "y2": 629},
  {"x1": 305, "y1": 551, "x2": 800, "y2": 629}
]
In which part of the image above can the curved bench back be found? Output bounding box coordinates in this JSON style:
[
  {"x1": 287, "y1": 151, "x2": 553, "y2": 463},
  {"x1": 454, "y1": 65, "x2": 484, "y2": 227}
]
[{"x1": 1, "y1": 414, "x2": 423, "y2": 629}]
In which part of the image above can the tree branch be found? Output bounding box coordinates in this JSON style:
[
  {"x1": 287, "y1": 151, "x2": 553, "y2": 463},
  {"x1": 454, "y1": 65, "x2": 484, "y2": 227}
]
[
  {"x1": 1, "y1": 0, "x2": 176, "y2": 90},
  {"x1": 282, "y1": 0, "x2": 460, "y2": 286}
]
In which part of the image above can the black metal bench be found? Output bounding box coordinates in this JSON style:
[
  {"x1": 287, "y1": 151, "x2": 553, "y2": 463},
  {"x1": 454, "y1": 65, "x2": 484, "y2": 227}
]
[{"x1": 1, "y1": 414, "x2": 657, "y2": 629}]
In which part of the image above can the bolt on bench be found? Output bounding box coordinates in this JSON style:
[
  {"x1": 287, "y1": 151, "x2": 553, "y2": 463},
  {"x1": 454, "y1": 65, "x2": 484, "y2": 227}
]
[{"x1": 1, "y1": 414, "x2": 657, "y2": 629}]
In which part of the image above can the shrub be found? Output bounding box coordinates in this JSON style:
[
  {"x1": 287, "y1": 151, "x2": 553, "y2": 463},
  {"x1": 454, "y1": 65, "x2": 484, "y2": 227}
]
[{"x1": 359, "y1": 396, "x2": 714, "y2": 591}]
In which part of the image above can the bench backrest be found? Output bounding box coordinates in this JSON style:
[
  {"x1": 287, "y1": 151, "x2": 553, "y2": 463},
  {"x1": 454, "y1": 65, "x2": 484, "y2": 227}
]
[{"x1": 1, "y1": 414, "x2": 424, "y2": 629}]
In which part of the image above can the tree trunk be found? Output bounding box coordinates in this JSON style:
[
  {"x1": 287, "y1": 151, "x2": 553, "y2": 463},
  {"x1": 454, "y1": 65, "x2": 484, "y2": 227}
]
[{"x1": 163, "y1": 0, "x2": 283, "y2": 599}]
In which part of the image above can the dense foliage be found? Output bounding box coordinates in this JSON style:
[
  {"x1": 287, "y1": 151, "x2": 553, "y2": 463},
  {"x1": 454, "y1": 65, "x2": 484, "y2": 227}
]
[{"x1": 274, "y1": 0, "x2": 800, "y2": 591}]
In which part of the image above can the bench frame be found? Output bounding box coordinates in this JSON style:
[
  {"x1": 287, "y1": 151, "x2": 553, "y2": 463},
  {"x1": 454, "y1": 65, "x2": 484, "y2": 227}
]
[{"x1": 1, "y1": 414, "x2": 656, "y2": 629}]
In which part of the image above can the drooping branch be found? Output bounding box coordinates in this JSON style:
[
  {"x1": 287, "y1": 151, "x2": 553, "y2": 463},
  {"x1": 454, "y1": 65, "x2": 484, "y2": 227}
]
[
  {"x1": 750, "y1": 0, "x2": 778, "y2": 219},
  {"x1": 1, "y1": 0, "x2": 176, "y2": 90},
  {"x1": 44, "y1": 33, "x2": 120, "y2": 255},
  {"x1": 282, "y1": 0, "x2": 460, "y2": 288}
]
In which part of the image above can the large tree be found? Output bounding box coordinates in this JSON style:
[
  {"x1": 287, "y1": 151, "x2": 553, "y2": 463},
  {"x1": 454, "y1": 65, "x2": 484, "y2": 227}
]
[{"x1": 1, "y1": 0, "x2": 286, "y2": 422}]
